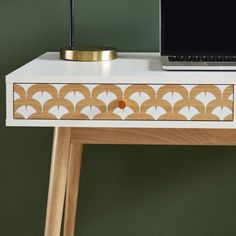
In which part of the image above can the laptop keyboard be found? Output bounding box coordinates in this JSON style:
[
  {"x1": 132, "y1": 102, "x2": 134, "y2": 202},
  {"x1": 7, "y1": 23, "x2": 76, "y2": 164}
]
[{"x1": 168, "y1": 56, "x2": 236, "y2": 62}]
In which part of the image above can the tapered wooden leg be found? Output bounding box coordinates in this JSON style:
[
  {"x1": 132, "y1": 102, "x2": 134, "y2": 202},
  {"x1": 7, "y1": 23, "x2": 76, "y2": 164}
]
[
  {"x1": 63, "y1": 143, "x2": 83, "y2": 236},
  {"x1": 44, "y1": 128, "x2": 71, "y2": 236}
]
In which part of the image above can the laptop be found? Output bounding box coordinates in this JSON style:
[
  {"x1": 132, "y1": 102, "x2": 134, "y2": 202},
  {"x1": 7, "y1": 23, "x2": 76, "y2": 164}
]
[{"x1": 160, "y1": 0, "x2": 236, "y2": 70}]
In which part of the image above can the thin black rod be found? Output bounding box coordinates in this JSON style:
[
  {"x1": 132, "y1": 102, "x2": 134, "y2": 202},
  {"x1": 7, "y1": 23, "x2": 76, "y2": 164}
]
[{"x1": 70, "y1": 0, "x2": 75, "y2": 49}]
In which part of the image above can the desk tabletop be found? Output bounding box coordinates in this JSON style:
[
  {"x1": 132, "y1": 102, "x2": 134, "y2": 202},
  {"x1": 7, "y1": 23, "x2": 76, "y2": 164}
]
[
  {"x1": 6, "y1": 52, "x2": 236, "y2": 84},
  {"x1": 5, "y1": 52, "x2": 236, "y2": 128}
]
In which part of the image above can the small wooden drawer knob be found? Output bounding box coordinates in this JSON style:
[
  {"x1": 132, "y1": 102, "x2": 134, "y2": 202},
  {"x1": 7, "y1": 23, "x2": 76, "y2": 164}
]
[{"x1": 118, "y1": 100, "x2": 126, "y2": 109}]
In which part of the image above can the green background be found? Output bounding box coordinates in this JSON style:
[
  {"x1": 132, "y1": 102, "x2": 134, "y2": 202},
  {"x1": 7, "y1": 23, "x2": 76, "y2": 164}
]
[{"x1": 1, "y1": 0, "x2": 236, "y2": 235}]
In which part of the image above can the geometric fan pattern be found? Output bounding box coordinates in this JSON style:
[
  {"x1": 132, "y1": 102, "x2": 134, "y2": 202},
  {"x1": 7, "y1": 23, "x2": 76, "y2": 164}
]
[{"x1": 14, "y1": 83, "x2": 234, "y2": 121}]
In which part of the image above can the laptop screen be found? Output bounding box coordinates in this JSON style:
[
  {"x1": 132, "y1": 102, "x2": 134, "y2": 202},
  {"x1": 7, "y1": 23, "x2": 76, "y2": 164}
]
[{"x1": 161, "y1": 0, "x2": 236, "y2": 56}]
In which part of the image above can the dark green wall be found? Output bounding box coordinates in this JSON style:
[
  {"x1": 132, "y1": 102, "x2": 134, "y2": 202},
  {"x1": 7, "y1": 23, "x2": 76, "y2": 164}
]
[{"x1": 1, "y1": 0, "x2": 236, "y2": 235}]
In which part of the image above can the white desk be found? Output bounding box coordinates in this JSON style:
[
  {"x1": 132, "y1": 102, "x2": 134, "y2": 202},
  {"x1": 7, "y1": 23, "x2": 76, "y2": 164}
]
[
  {"x1": 6, "y1": 52, "x2": 236, "y2": 129},
  {"x1": 5, "y1": 52, "x2": 236, "y2": 236}
]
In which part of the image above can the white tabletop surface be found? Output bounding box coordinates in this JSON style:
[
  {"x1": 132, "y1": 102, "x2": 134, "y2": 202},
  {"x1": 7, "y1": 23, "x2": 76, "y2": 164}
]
[{"x1": 6, "y1": 52, "x2": 236, "y2": 84}]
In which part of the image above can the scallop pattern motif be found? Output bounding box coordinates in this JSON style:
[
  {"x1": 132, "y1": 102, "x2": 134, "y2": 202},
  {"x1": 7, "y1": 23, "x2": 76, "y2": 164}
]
[{"x1": 13, "y1": 84, "x2": 234, "y2": 121}]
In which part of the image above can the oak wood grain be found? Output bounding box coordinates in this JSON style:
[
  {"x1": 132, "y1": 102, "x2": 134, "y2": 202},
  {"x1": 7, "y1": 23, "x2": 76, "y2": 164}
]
[
  {"x1": 63, "y1": 143, "x2": 83, "y2": 236},
  {"x1": 71, "y1": 128, "x2": 236, "y2": 146},
  {"x1": 44, "y1": 126, "x2": 236, "y2": 236},
  {"x1": 44, "y1": 128, "x2": 71, "y2": 236}
]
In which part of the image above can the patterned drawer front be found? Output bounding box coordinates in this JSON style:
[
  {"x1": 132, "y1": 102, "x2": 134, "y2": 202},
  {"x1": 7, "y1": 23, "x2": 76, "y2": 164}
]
[{"x1": 13, "y1": 84, "x2": 234, "y2": 121}]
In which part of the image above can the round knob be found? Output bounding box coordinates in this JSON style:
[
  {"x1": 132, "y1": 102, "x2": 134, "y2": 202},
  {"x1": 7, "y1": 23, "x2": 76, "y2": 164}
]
[{"x1": 118, "y1": 100, "x2": 126, "y2": 109}]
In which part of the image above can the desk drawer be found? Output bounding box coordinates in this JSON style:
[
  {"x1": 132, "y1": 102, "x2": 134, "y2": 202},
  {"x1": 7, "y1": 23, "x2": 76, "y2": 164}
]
[{"x1": 13, "y1": 84, "x2": 234, "y2": 121}]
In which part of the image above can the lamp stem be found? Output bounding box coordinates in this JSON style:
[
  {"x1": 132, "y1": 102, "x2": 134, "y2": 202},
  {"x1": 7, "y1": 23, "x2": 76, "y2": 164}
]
[
  {"x1": 60, "y1": 0, "x2": 117, "y2": 61},
  {"x1": 70, "y1": 0, "x2": 75, "y2": 49}
]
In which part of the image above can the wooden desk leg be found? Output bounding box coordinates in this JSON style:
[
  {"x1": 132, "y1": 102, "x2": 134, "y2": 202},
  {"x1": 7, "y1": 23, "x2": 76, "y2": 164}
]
[
  {"x1": 63, "y1": 143, "x2": 83, "y2": 236},
  {"x1": 44, "y1": 128, "x2": 71, "y2": 236}
]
